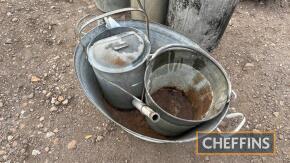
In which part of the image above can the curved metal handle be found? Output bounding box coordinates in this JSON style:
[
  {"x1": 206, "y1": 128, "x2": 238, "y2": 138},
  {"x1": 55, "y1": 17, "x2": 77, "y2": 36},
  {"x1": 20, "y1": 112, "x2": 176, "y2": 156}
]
[
  {"x1": 231, "y1": 90, "x2": 237, "y2": 101},
  {"x1": 75, "y1": 7, "x2": 150, "y2": 39},
  {"x1": 217, "y1": 112, "x2": 246, "y2": 134},
  {"x1": 225, "y1": 90, "x2": 237, "y2": 103},
  {"x1": 147, "y1": 44, "x2": 191, "y2": 61}
]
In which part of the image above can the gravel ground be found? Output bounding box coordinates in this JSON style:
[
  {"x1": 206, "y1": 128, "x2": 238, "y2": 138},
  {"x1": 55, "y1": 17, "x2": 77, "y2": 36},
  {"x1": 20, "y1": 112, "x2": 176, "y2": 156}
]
[{"x1": 0, "y1": 0, "x2": 289, "y2": 163}]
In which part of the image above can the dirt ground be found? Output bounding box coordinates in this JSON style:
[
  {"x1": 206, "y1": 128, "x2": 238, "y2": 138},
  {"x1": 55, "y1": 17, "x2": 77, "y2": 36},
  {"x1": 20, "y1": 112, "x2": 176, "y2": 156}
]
[{"x1": 0, "y1": 0, "x2": 289, "y2": 163}]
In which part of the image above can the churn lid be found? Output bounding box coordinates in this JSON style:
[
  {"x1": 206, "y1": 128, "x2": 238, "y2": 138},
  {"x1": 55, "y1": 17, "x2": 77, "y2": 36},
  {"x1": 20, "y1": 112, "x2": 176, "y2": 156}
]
[{"x1": 88, "y1": 31, "x2": 145, "y2": 71}]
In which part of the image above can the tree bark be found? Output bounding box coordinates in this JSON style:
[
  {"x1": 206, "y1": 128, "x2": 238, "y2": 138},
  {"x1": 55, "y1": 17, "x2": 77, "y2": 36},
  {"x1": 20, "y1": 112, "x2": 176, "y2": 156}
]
[{"x1": 167, "y1": 0, "x2": 239, "y2": 52}]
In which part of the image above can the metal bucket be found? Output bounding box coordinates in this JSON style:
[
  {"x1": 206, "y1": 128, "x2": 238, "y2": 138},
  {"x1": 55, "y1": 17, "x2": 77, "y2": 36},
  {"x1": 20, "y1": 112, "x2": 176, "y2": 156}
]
[
  {"x1": 94, "y1": 0, "x2": 130, "y2": 12},
  {"x1": 74, "y1": 19, "x2": 246, "y2": 143},
  {"x1": 144, "y1": 45, "x2": 233, "y2": 136}
]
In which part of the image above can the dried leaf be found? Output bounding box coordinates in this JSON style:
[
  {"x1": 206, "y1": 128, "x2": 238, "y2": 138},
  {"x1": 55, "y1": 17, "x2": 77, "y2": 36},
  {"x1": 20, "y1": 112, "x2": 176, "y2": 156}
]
[
  {"x1": 31, "y1": 75, "x2": 41, "y2": 82},
  {"x1": 85, "y1": 135, "x2": 93, "y2": 139}
]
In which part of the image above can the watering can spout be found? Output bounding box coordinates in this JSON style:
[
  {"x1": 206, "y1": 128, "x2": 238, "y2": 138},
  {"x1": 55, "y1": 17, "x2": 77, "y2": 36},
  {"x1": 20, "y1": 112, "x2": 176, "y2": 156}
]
[{"x1": 132, "y1": 99, "x2": 160, "y2": 123}]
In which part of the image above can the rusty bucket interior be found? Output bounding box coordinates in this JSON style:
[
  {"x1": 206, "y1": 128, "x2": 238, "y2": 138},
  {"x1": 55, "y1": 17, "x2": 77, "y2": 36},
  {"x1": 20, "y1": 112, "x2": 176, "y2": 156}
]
[
  {"x1": 141, "y1": 45, "x2": 232, "y2": 136},
  {"x1": 145, "y1": 46, "x2": 232, "y2": 123}
]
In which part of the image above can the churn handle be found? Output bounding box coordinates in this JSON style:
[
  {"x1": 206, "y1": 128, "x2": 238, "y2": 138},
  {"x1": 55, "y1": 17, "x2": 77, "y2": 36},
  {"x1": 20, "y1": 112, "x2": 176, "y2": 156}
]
[
  {"x1": 217, "y1": 112, "x2": 246, "y2": 134},
  {"x1": 75, "y1": 7, "x2": 150, "y2": 40}
]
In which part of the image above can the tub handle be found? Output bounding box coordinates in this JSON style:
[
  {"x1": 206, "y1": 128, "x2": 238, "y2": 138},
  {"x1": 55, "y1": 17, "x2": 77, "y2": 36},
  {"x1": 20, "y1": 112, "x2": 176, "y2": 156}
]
[
  {"x1": 217, "y1": 112, "x2": 246, "y2": 134},
  {"x1": 75, "y1": 0, "x2": 150, "y2": 40}
]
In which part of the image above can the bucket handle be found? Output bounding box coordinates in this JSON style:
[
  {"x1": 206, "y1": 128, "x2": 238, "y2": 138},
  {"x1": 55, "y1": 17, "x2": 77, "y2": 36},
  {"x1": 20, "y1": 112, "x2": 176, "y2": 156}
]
[
  {"x1": 75, "y1": 7, "x2": 150, "y2": 40},
  {"x1": 217, "y1": 112, "x2": 246, "y2": 134},
  {"x1": 147, "y1": 44, "x2": 188, "y2": 61}
]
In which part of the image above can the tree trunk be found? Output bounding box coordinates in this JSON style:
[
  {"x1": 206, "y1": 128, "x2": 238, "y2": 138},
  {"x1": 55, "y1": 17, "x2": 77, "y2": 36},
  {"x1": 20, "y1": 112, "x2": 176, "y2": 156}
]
[{"x1": 167, "y1": 0, "x2": 239, "y2": 51}]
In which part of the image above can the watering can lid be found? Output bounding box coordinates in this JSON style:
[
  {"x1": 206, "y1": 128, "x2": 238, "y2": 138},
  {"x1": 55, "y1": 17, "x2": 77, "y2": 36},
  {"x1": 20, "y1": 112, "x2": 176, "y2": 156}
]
[{"x1": 89, "y1": 31, "x2": 145, "y2": 69}]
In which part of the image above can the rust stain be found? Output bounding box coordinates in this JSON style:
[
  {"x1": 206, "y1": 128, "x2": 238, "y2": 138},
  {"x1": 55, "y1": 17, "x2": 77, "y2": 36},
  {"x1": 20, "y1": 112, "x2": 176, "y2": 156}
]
[{"x1": 151, "y1": 85, "x2": 213, "y2": 120}]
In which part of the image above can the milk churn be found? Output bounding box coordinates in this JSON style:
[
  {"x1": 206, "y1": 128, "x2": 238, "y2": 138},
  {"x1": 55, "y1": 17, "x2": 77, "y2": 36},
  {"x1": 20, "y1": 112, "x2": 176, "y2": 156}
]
[{"x1": 94, "y1": 0, "x2": 130, "y2": 12}]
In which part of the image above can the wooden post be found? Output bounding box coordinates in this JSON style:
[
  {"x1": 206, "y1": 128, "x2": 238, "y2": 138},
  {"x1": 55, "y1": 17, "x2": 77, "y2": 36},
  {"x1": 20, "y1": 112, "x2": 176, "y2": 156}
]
[{"x1": 167, "y1": 0, "x2": 239, "y2": 51}]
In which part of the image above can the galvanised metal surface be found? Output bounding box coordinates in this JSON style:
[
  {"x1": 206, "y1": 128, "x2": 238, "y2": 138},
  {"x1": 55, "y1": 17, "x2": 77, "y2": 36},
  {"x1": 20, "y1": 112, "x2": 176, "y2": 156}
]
[
  {"x1": 74, "y1": 20, "x2": 229, "y2": 143},
  {"x1": 131, "y1": 0, "x2": 169, "y2": 24},
  {"x1": 78, "y1": 7, "x2": 151, "y2": 110},
  {"x1": 144, "y1": 44, "x2": 232, "y2": 136},
  {"x1": 87, "y1": 27, "x2": 151, "y2": 109},
  {"x1": 94, "y1": 0, "x2": 130, "y2": 12}
]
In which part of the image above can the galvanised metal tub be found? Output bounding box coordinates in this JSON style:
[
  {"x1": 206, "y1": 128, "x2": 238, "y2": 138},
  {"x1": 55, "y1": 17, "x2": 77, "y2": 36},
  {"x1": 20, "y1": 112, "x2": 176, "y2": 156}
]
[{"x1": 74, "y1": 20, "x2": 245, "y2": 143}]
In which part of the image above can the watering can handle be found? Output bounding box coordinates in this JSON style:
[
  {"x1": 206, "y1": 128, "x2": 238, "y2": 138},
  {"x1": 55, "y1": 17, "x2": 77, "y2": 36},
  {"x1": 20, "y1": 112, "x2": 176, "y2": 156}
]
[
  {"x1": 217, "y1": 112, "x2": 246, "y2": 134},
  {"x1": 75, "y1": 7, "x2": 150, "y2": 39}
]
